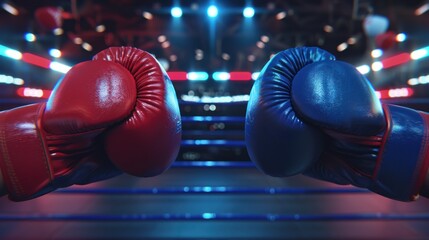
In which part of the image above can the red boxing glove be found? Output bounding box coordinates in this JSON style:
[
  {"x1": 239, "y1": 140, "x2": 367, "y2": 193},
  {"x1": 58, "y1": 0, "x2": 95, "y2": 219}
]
[
  {"x1": 93, "y1": 47, "x2": 182, "y2": 177},
  {"x1": 0, "y1": 47, "x2": 181, "y2": 201}
]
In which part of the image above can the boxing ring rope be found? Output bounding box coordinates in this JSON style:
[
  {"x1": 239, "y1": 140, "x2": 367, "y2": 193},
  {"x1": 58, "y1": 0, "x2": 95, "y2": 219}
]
[
  {"x1": 53, "y1": 186, "x2": 369, "y2": 195},
  {"x1": 172, "y1": 161, "x2": 253, "y2": 168},
  {"x1": 1, "y1": 213, "x2": 428, "y2": 221},
  {"x1": 181, "y1": 139, "x2": 246, "y2": 147}
]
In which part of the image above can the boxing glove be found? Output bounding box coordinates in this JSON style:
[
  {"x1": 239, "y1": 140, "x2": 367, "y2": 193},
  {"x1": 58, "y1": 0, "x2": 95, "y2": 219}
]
[
  {"x1": 245, "y1": 47, "x2": 429, "y2": 201},
  {"x1": 93, "y1": 47, "x2": 181, "y2": 177},
  {"x1": 246, "y1": 47, "x2": 335, "y2": 176},
  {"x1": 0, "y1": 47, "x2": 181, "y2": 201}
]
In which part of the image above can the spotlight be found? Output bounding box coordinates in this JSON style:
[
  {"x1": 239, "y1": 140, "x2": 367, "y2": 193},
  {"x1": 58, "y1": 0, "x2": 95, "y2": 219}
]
[
  {"x1": 276, "y1": 11, "x2": 286, "y2": 20},
  {"x1": 24, "y1": 33, "x2": 36, "y2": 42},
  {"x1": 53, "y1": 28, "x2": 63, "y2": 35},
  {"x1": 162, "y1": 41, "x2": 170, "y2": 48},
  {"x1": 337, "y1": 42, "x2": 348, "y2": 52},
  {"x1": 371, "y1": 61, "x2": 383, "y2": 72},
  {"x1": 157, "y1": 35, "x2": 167, "y2": 42},
  {"x1": 243, "y1": 7, "x2": 255, "y2": 18},
  {"x1": 396, "y1": 33, "x2": 407, "y2": 42},
  {"x1": 142, "y1": 11, "x2": 153, "y2": 20},
  {"x1": 260, "y1": 35, "x2": 269, "y2": 43},
  {"x1": 2, "y1": 3, "x2": 18, "y2": 15},
  {"x1": 347, "y1": 37, "x2": 357, "y2": 45},
  {"x1": 207, "y1": 5, "x2": 218, "y2": 18},
  {"x1": 49, "y1": 48, "x2": 61, "y2": 58},
  {"x1": 95, "y1": 24, "x2": 106, "y2": 33},
  {"x1": 82, "y1": 42, "x2": 93, "y2": 51},
  {"x1": 324, "y1": 25, "x2": 333, "y2": 33},
  {"x1": 171, "y1": 7, "x2": 183, "y2": 18},
  {"x1": 222, "y1": 53, "x2": 230, "y2": 60},
  {"x1": 73, "y1": 37, "x2": 83, "y2": 44},
  {"x1": 371, "y1": 49, "x2": 383, "y2": 58},
  {"x1": 248, "y1": 55, "x2": 256, "y2": 62},
  {"x1": 356, "y1": 65, "x2": 370, "y2": 75},
  {"x1": 169, "y1": 55, "x2": 177, "y2": 62},
  {"x1": 415, "y1": 3, "x2": 429, "y2": 16},
  {"x1": 256, "y1": 41, "x2": 265, "y2": 48}
]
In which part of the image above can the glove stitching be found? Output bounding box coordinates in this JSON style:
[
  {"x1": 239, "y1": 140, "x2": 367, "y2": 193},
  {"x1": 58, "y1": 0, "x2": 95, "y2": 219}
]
[{"x1": 0, "y1": 128, "x2": 24, "y2": 196}]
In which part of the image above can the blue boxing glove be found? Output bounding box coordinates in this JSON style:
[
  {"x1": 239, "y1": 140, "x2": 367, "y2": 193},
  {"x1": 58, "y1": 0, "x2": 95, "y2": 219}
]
[{"x1": 245, "y1": 47, "x2": 429, "y2": 201}]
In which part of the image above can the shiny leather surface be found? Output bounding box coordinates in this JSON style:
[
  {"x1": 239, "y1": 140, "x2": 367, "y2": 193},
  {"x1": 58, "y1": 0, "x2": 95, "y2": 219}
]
[
  {"x1": 0, "y1": 104, "x2": 51, "y2": 200},
  {"x1": 373, "y1": 104, "x2": 429, "y2": 201},
  {"x1": 44, "y1": 60, "x2": 137, "y2": 134},
  {"x1": 245, "y1": 47, "x2": 335, "y2": 176},
  {"x1": 291, "y1": 60, "x2": 385, "y2": 135},
  {"x1": 246, "y1": 46, "x2": 429, "y2": 202},
  {"x1": 0, "y1": 52, "x2": 158, "y2": 201},
  {"x1": 93, "y1": 47, "x2": 182, "y2": 177}
]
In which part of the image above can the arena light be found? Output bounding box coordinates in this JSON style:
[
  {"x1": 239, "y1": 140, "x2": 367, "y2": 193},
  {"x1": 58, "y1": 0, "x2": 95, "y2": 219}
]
[
  {"x1": 371, "y1": 49, "x2": 383, "y2": 58},
  {"x1": 323, "y1": 25, "x2": 333, "y2": 33},
  {"x1": 187, "y1": 71, "x2": 209, "y2": 81},
  {"x1": 243, "y1": 7, "x2": 255, "y2": 18},
  {"x1": 276, "y1": 11, "x2": 286, "y2": 20},
  {"x1": 171, "y1": 7, "x2": 183, "y2": 18},
  {"x1": 202, "y1": 213, "x2": 216, "y2": 219},
  {"x1": 16, "y1": 87, "x2": 52, "y2": 99},
  {"x1": 157, "y1": 35, "x2": 167, "y2": 43},
  {"x1": 0, "y1": 44, "x2": 73, "y2": 74},
  {"x1": 22, "y1": 53, "x2": 51, "y2": 69},
  {"x1": 142, "y1": 11, "x2": 153, "y2": 20},
  {"x1": 212, "y1": 72, "x2": 230, "y2": 81},
  {"x1": 261, "y1": 35, "x2": 269, "y2": 43},
  {"x1": 181, "y1": 94, "x2": 250, "y2": 103},
  {"x1": 95, "y1": 24, "x2": 106, "y2": 33},
  {"x1": 168, "y1": 71, "x2": 188, "y2": 81},
  {"x1": 2, "y1": 3, "x2": 19, "y2": 15},
  {"x1": 49, "y1": 49, "x2": 61, "y2": 58},
  {"x1": 371, "y1": 61, "x2": 383, "y2": 72},
  {"x1": 50, "y1": 61, "x2": 71, "y2": 73},
  {"x1": 375, "y1": 87, "x2": 413, "y2": 99},
  {"x1": 251, "y1": 72, "x2": 260, "y2": 80},
  {"x1": 73, "y1": 37, "x2": 83, "y2": 45},
  {"x1": 230, "y1": 71, "x2": 252, "y2": 81},
  {"x1": 207, "y1": 5, "x2": 218, "y2": 18},
  {"x1": 0, "y1": 46, "x2": 20, "y2": 60},
  {"x1": 407, "y1": 74, "x2": 429, "y2": 86},
  {"x1": 356, "y1": 65, "x2": 370, "y2": 75},
  {"x1": 396, "y1": 33, "x2": 407, "y2": 42},
  {"x1": 24, "y1": 33, "x2": 36, "y2": 42},
  {"x1": 410, "y1": 46, "x2": 429, "y2": 60},
  {"x1": 381, "y1": 52, "x2": 410, "y2": 69},
  {"x1": 337, "y1": 42, "x2": 348, "y2": 52},
  {"x1": 0, "y1": 74, "x2": 24, "y2": 85},
  {"x1": 415, "y1": 3, "x2": 429, "y2": 16},
  {"x1": 82, "y1": 42, "x2": 93, "y2": 51}
]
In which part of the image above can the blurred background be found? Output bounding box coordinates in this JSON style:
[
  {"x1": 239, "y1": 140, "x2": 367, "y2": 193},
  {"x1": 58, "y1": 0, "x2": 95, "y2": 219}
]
[
  {"x1": 0, "y1": 1, "x2": 429, "y2": 239},
  {"x1": 1, "y1": 0, "x2": 429, "y2": 163}
]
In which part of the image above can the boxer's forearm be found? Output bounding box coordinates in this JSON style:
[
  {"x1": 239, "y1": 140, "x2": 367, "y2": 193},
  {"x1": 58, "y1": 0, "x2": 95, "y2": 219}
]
[{"x1": 420, "y1": 168, "x2": 429, "y2": 198}]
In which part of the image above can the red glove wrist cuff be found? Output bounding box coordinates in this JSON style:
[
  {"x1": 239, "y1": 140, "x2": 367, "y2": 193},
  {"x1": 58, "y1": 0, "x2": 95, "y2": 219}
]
[{"x1": 0, "y1": 103, "x2": 53, "y2": 201}]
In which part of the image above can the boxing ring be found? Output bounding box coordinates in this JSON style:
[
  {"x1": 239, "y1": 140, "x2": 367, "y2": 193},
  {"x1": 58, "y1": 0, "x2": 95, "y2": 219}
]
[{"x1": 0, "y1": 100, "x2": 428, "y2": 239}]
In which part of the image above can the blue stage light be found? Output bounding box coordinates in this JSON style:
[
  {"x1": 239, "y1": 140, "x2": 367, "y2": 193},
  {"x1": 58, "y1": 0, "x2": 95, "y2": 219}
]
[
  {"x1": 207, "y1": 5, "x2": 218, "y2": 17},
  {"x1": 243, "y1": 7, "x2": 255, "y2": 18},
  {"x1": 171, "y1": 7, "x2": 182, "y2": 18}
]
